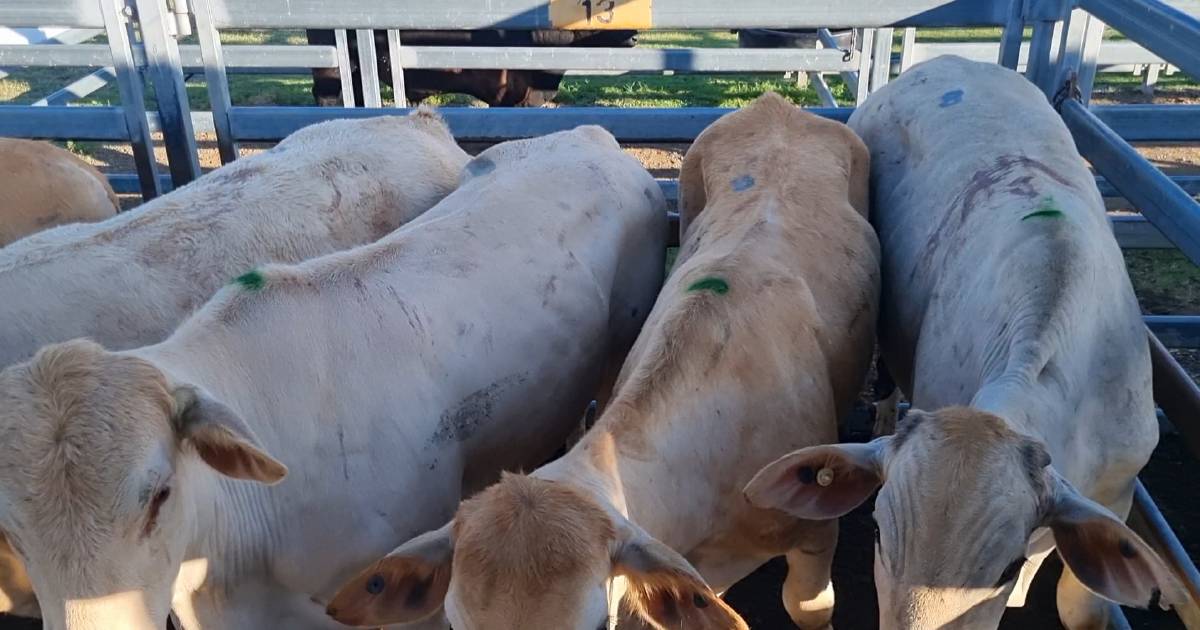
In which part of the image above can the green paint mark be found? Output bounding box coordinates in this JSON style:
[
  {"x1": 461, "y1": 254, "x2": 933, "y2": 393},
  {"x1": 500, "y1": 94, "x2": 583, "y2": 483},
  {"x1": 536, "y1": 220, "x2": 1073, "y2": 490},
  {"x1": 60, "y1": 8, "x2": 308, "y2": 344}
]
[
  {"x1": 1022, "y1": 197, "x2": 1065, "y2": 221},
  {"x1": 233, "y1": 270, "x2": 265, "y2": 290},
  {"x1": 686, "y1": 276, "x2": 729, "y2": 295}
]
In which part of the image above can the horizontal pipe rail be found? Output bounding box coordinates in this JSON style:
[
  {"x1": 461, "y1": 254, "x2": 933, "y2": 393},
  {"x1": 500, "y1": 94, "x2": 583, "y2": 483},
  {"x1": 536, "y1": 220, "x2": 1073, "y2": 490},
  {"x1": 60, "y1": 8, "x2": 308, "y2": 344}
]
[
  {"x1": 1100, "y1": 176, "x2": 1200, "y2": 200},
  {"x1": 1146, "y1": 316, "x2": 1200, "y2": 349},
  {"x1": 201, "y1": 0, "x2": 1010, "y2": 30},
  {"x1": 0, "y1": 2, "x2": 106, "y2": 28},
  {"x1": 101, "y1": 104, "x2": 1188, "y2": 144},
  {"x1": 176, "y1": 44, "x2": 857, "y2": 73},
  {"x1": 1090, "y1": 105, "x2": 1200, "y2": 142},
  {"x1": 181, "y1": 44, "x2": 337, "y2": 69},
  {"x1": 903, "y1": 40, "x2": 1175, "y2": 73},
  {"x1": 392, "y1": 45, "x2": 857, "y2": 72},
  {"x1": 226, "y1": 105, "x2": 853, "y2": 142},
  {"x1": 0, "y1": 43, "x2": 111, "y2": 66},
  {"x1": 0, "y1": 105, "x2": 129, "y2": 139},
  {"x1": 1149, "y1": 332, "x2": 1200, "y2": 460},
  {"x1": 108, "y1": 174, "x2": 173, "y2": 193},
  {"x1": 1062, "y1": 99, "x2": 1200, "y2": 265},
  {"x1": 1080, "y1": 0, "x2": 1200, "y2": 82}
]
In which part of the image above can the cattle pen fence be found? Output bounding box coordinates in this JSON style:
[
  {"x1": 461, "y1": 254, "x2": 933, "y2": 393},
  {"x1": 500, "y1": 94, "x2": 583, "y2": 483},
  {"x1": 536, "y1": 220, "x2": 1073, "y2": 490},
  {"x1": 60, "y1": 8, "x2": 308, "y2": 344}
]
[{"x1": 2, "y1": 0, "x2": 1200, "y2": 627}]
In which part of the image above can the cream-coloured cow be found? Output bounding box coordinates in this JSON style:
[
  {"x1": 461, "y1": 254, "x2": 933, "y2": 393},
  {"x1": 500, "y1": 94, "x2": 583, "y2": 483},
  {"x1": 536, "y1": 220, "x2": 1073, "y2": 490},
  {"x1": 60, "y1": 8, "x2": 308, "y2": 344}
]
[
  {"x1": 0, "y1": 111, "x2": 467, "y2": 621},
  {"x1": 327, "y1": 92, "x2": 879, "y2": 630},
  {"x1": 745, "y1": 55, "x2": 1186, "y2": 629},
  {"x1": 0, "y1": 124, "x2": 664, "y2": 630},
  {"x1": 0, "y1": 138, "x2": 119, "y2": 247},
  {"x1": 0, "y1": 111, "x2": 467, "y2": 369}
]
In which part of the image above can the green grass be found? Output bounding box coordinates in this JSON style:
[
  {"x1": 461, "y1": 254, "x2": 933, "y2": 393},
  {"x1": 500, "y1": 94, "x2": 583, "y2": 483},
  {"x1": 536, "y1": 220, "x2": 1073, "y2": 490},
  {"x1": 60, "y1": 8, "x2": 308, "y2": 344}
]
[
  {"x1": 637, "y1": 30, "x2": 738, "y2": 48},
  {"x1": 914, "y1": 27, "x2": 1009, "y2": 43},
  {"x1": 558, "y1": 74, "x2": 842, "y2": 108},
  {"x1": 1126, "y1": 250, "x2": 1200, "y2": 315}
]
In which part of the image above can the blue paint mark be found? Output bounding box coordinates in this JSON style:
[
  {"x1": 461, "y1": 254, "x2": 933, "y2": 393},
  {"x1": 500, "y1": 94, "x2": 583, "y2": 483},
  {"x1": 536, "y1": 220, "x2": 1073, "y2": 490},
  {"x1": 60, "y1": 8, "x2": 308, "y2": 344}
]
[
  {"x1": 939, "y1": 89, "x2": 964, "y2": 107},
  {"x1": 465, "y1": 156, "x2": 495, "y2": 177},
  {"x1": 731, "y1": 175, "x2": 755, "y2": 192}
]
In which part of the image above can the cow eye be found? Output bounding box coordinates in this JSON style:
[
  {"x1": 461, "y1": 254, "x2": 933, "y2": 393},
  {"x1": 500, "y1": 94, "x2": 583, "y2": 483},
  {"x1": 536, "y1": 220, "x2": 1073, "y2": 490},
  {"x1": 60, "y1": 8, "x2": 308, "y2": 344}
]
[
  {"x1": 144, "y1": 487, "x2": 171, "y2": 535},
  {"x1": 996, "y1": 557, "x2": 1026, "y2": 587}
]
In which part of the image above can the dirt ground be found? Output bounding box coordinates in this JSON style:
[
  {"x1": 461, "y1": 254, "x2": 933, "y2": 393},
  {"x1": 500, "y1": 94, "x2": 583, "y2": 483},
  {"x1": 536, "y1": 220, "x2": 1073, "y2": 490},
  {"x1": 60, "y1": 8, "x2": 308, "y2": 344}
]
[{"x1": 9, "y1": 115, "x2": 1199, "y2": 630}]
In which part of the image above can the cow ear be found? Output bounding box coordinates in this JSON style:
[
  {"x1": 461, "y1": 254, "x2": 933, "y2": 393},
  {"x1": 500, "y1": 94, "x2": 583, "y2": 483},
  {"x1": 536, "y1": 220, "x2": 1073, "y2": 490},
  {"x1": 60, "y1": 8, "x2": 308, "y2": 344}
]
[
  {"x1": 743, "y1": 440, "x2": 886, "y2": 520},
  {"x1": 327, "y1": 524, "x2": 454, "y2": 627},
  {"x1": 846, "y1": 132, "x2": 871, "y2": 218},
  {"x1": 171, "y1": 386, "x2": 287, "y2": 485},
  {"x1": 574, "y1": 124, "x2": 621, "y2": 149},
  {"x1": 677, "y1": 135, "x2": 708, "y2": 243},
  {"x1": 613, "y1": 523, "x2": 748, "y2": 630},
  {"x1": 1047, "y1": 475, "x2": 1186, "y2": 610}
]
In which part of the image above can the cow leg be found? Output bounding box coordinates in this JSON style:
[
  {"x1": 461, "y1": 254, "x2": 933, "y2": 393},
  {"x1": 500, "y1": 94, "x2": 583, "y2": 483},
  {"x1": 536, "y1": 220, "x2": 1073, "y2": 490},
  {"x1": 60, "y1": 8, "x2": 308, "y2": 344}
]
[
  {"x1": 1056, "y1": 565, "x2": 1112, "y2": 630},
  {"x1": 1056, "y1": 487, "x2": 1135, "y2": 630},
  {"x1": 1006, "y1": 531, "x2": 1055, "y2": 607},
  {"x1": 783, "y1": 519, "x2": 837, "y2": 629}
]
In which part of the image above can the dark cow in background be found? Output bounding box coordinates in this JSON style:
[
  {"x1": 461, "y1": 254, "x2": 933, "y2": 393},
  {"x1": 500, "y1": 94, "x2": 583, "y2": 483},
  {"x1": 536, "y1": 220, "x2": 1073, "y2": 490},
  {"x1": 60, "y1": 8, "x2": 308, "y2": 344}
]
[{"x1": 306, "y1": 29, "x2": 638, "y2": 107}]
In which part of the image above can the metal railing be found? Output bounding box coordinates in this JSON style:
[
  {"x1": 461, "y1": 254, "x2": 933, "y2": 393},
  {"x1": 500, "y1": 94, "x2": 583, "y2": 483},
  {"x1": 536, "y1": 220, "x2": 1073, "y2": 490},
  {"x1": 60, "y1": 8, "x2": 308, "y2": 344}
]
[{"x1": 1049, "y1": 0, "x2": 1200, "y2": 626}]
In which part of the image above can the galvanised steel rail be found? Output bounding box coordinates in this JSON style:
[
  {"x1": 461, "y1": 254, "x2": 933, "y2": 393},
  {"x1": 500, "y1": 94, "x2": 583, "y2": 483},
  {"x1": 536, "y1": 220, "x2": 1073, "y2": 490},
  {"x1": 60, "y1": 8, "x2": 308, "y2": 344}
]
[
  {"x1": 7, "y1": 101, "x2": 1189, "y2": 146},
  {"x1": 1055, "y1": 1, "x2": 1200, "y2": 625},
  {"x1": 1061, "y1": 99, "x2": 1200, "y2": 266},
  {"x1": 201, "y1": 0, "x2": 1014, "y2": 30},
  {"x1": 1081, "y1": 0, "x2": 1200, "y2": 82}
]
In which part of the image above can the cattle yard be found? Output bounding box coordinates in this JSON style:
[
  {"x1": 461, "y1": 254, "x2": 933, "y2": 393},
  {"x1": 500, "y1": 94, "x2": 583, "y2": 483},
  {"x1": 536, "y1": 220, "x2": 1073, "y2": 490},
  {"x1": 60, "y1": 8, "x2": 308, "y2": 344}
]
[{"x1": 2, "y1": 1, "x2": 1200, "y2": 629}]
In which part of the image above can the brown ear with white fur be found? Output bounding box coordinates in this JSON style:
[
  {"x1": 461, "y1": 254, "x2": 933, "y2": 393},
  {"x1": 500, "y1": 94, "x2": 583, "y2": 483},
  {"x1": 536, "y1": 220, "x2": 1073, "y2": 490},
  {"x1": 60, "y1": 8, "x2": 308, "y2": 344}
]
[
  {"x1": 614, "y1": 527, "x2": 748, "y2": 630},
  {"x1": 744, "y1": 440, "x2": 886, "y2": 520},
  {"x1": 326, "y1": 524, "x2": 454, "y2": 627},
  {"x1": 172, "y1": 385, "x2": 287, "y2": 484},
  {"x1": 847, "y1": 135, "x2": 871, "y2": 218},
  {"x1": 1047, "y1": 476, "x2": 1188, "y2": 611},
  {"x1": 677, "y1": 134, "x2": 709, "y2": 243},
  {"x1": 574, "y1": 124, "x2": 621, "y2": 150}
]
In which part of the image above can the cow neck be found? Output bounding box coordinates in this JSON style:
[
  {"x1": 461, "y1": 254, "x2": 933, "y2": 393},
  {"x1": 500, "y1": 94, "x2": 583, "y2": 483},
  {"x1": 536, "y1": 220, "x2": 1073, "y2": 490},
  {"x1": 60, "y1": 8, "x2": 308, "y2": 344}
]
[
  {"x1": 132, "y1": 345, "x2": 283, "y2": 593},
  {"x1": 968, "y1": 375, "x2": 1044, "y2": 440},
  {"x1": 535, "y1": 429, "x2": 631, "y2": 521},
  {"x1": 536, "y1": 417, "x2": 692, "y2": 552}
]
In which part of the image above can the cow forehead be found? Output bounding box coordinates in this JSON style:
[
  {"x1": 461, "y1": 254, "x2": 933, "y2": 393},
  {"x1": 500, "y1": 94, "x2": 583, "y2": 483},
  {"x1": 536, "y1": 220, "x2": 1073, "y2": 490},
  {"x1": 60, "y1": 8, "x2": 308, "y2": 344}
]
[
  {"x1": 449, "y1": 571, "x2": 604, "y2": 625},
  {"x1": 452, "y1": 475, "x2": 616, "y2": 597},
  {"x1": 876, "y1": 412, "x2": 1046, "y2": 577},
  {"x1": 883, "y1": 423, "x2": 1046, "y2": 520},
  {"x1": 0, "y1": 342, "x2": 172, "y2": 511},
  {"x1": 891, "y1": 408, "x2": 1049, "y2": 489}
]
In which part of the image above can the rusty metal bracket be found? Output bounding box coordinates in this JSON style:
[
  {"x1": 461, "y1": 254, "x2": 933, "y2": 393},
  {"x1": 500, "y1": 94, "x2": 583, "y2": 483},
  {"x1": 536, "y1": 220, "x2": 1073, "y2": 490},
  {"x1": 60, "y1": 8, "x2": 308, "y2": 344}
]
[{"x1": 1053, "y1": 70, "x2": 1082, "y2": 111}]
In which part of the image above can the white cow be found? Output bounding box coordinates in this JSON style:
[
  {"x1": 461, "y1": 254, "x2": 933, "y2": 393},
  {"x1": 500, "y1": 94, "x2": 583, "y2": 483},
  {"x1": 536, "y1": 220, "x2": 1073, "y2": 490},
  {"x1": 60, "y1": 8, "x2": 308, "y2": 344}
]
[
  {"x1": 0, "y1": 110, "x2": 468, "y2": 621},
  {"x1": 745, "y1": 55, "x2": 1185, "y2": 629},
  {"x1": 0, "y1": 138, "x2": 119, "y2": 247},
  {"x1": 0, "y1": 125, "x2": 664, "y2": 630},
  {"x1": 325, "y1": 92, "x2": 879, "y2": 630},
  {"x1": 0, "y1": 111, "x2": 468, "y2": 369}
]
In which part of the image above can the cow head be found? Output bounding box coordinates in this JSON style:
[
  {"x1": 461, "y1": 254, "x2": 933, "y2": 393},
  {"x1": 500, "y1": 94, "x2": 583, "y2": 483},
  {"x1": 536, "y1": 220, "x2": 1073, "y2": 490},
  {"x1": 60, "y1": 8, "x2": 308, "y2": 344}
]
[
  {"x1": 327, "y1": 473, "x2": 746, "y2": 630},
  {"x1": 744, "y1": 406, "x2": 1185, "y2": 629},
  {"x1": 0, "y1": 339, "x2": 286, "y2": 630}
]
